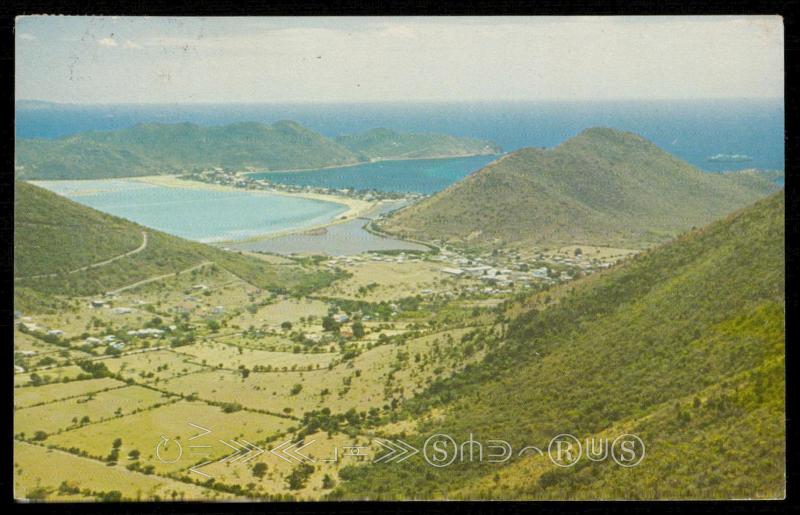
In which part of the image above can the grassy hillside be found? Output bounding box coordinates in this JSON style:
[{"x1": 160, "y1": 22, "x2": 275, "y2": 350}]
[
  {"x1": 332, "y1": 192, "x2": 785, "y2": 499},
  {"x1": 14, "y1": 121, "x2": 360, "y2": 179},
  {"x1": 381, "y1": 128, "x2": 779, "y2": 249},
  {"x1": 336, "y1": 128, "x2": 501, "y2": 161},
  {"x1": 14, "y1": 181, "x2": 341, "y2": 310},
  {"x1": 15, "y1": 122, "x2": 502, "y2": 180}
]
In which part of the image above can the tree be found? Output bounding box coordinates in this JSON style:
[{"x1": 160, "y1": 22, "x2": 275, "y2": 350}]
[
  {"x1": 352, "y1": 322, "x2": 365, "y2": 339},
  {"x1": 285, "y1": 463, "x2": 314, "y2": 490},
  {"x1": 252, "y1": 462, "x2": 268, "y2": 479},
  {"x1": 281, "y1": 321, "x2": 293, "y2": 331},
  {"x1": 322, "y1": 473, "x2": 336, "y2": 489},
  {"x1": 322, "y1": 316, "x2": 339, "y2": 333}
]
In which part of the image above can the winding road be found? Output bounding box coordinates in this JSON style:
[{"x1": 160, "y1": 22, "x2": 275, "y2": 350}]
[{"x1": 16, "y1": 231, "x2": 148, "y2": 281}]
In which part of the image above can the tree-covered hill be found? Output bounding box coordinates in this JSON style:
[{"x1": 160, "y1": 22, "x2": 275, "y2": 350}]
[
  {"x1": 332, "y1": 192, "x2": 785, "y2": 500},
  {"x1": 14, "y1": 122, "x2": 502, "y2": 180},
  {"x1": 14, "y1": 181, "x2": 340, "y2": 310},
  {"x1": 336, "y1": 128, "x2": 501, "y2": 161},
  {"x1": 380, "y1": 128, "x2": 780, "y2": 249}
]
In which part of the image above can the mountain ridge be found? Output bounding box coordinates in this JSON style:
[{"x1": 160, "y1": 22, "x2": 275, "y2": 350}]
[
  {"x1": 15, "y1": 121, "x2": 500, "y2": 180},
  {"x1": 379, "y1": 127, "x2": 779, "y2": 249}
]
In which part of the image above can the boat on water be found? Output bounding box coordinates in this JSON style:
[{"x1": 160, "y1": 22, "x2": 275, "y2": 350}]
[{"x1": 707, "y1": 153, "x2": 753, "y2": 163}]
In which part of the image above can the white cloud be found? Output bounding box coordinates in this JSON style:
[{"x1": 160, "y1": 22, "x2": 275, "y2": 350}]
[
  {"x1": 14, "y1": 16, "x2": 784, "y2": 103},
  {"x1": 122, "y1": 39, "x2": 142, "y2": 49},
  {"x1": 97, "y1": 37, "x2": 118, "y2": 47}
]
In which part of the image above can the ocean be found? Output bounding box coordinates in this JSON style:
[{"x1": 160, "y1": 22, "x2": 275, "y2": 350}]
[{"x1": 16, "y1": 99, "x2": 784, "y2": 173}]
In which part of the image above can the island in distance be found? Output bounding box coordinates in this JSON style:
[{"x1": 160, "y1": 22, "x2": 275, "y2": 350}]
[{"x1": 14, "y1": 120, "x2": 502, "y2": 180}]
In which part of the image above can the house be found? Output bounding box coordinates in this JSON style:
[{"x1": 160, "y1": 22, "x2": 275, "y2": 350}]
[
  {"x1": 212, "y1": 306, "x2": 225, "y2": 314},
  {"x1": 19, "y1": 322, "x2": 38, "y2": 332},
  {"x1": 339, "y1": 326, "x2": 354, "y2": 338},
  {"x1": 127, "y1": 328, "x2": 164, "y2": 338},
  {"x1": 332, "y1": 313, "x2": 349, "y2": 324},
  {"x1": 14, "y1": 365, "x2": 25, "y2": 373},
  {"x1": 91, "y1": 300, "x2": 106, "y2": 308},
  {"x1": 110, "y1": 341, "x2": 126, "y2": 351},
  {"x1": 47, "y1": 329, "x2": 64, "y2": 337},
  {"x1": 103, "y1": 335, "x2": 117, "y2": 343},
  {"x1": 85, "y1": 337, "x2": 102, "y2": 346},
  {"x1": 441, "y1": 267, "x2": 464, "y2": 276},
  {"x1": 111, "y1": 307, "x2": 133, "y2": 315}
]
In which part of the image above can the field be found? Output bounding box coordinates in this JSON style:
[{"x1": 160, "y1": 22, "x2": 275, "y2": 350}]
[
  {"x1": 14, "y1": 441, "x2": 232, "y2": 501},
  {"x1": 13, "y1": 176, "x2": 785, "y2": 501}
]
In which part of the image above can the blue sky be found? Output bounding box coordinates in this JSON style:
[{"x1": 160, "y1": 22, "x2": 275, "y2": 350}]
[{"x1": 15, "y1": 16, "x2": 784, "y2": 104}]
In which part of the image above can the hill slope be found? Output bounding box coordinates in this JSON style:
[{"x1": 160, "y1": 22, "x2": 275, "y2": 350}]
[
  {"x1": 15, "y1": 122, "x2": 502, "y2": 180},
  {"x1": 14, "y1": 121, "x2": 360, "y2": 179},
  {"x1": 336, "y1": 128, "x2": 501, "y2": 161},
  {"x1": 14, "y1": 181, "x2": 339, "y2": 310},
  {"x1": 333, "y1": 192, "x2": 785, "y2": 500},
  {"x1": 380, "y1": 128, "x2": 779, "y2": 248}
]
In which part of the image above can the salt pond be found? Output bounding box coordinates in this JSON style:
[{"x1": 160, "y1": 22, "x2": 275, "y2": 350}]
[{"x1": 32, "y1": 179, "x2": 349, "y2": 243}]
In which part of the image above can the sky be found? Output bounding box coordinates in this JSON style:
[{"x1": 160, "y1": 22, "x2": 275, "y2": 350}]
[{"x1": 15, "y1": 16, "x2": 784, "y2": 104}]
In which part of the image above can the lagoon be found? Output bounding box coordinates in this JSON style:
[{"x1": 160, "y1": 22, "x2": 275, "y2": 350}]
[
  {"x1": 229, "y1": 200, "x2": 430, "y2": 256},
  {"x1": 32, "y1": 179, "x2": 349, "y2": 243}
]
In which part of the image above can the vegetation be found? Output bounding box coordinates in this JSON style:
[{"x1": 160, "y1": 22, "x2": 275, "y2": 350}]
[
  {"x1": 381, "y1": 128, "x2": 779, "y2": 249},
  {"x1": 15, "y1": 122, "x2": 501, "y2": 180},
  {"x1": 335, "y1": 128, "x2": 500, "y2": 161},
  {"x1": 332, "y1": 193, "x2": 785, "y2": 499},
  {"x1": 13, "y1": 181, "x2": 341, "y2": 309}
]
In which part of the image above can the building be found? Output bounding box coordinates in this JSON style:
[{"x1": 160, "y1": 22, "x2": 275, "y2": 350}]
[
  {"x1": 47, "y1": 329, "x2": 64, "y2": 337},
  {"x1": 441, "y1": 267, "x2": 464, "y2": 276}
]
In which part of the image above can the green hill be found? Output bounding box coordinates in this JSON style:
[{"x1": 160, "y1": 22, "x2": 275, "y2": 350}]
[
  {"x1": 336, "y1": 128, "x2": 501, "y2": 161},
  {"x1": 14, "y1": 181, "x2": 340, "y2": 311},
  {"x1": 15, "y1": 122, "x2": 502, "y2": 180},
  {"x1": 332, "y1": 192, "x2": 785, "y2": 500},
  {"x1": 14, "y1": 121, "x2": 360, "y2": 179},
  {"x1": 380, "y1": 128, "x2": 779, "y2": 249}
]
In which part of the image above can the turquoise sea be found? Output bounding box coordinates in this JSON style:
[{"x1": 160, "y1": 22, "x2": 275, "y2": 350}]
[{"x1": 32, "y1": 179, "x2": 348, "y2": 243}]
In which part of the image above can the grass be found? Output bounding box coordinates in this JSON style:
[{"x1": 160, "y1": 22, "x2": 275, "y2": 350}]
[
  {"x1": 14, "y1": 377, "x2": 126, "y2": 409},
  {"x1": 15, "y1": 385, "x2": 172, "y2": 437},
  {"x1": 14, "y1": 441, "x2": 230, "y2": 501},
  {"x1": 46, "y1": 400, "x2": 294, "y2": 475},
  {"x1": 332, "y1": 193, "x2": 785, "y2": 500}
]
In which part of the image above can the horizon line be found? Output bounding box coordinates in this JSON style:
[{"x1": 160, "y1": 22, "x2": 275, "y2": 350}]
[{"x1": 15, "y1": 97, "x2": 785, "y2": 107}]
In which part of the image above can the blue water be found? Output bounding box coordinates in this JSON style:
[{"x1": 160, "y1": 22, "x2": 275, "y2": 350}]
[
  {"x1": 32, "y1": 179, "x2": 348, "y2": 242},
  {"x1": 16, "y1": 100, "x2": 784, "y2": 173},
  {"x1": 252, "y1": 155, "x2": 498, "y2": 195}
]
